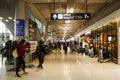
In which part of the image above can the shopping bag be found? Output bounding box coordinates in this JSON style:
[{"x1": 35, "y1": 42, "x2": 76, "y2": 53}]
[{"x1": 12, "y1": 49, "x2": 18, "y2": 58}]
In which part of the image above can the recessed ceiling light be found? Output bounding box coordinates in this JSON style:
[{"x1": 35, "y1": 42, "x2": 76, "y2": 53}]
[
  {"x1": 5, "y1": 19, "x2": 9, "y2": 22},
  {"x1": 67, "y1": 8, "x2": 74, "y2": 13},
  {"x1": 0, "y1": 17, "x2": 3, "y2": 20},
  {"x1": 8, "y1": 17, "x2": 13, "y2": 20},
  {"x1": 13, "y1": 19, "x2": 15, "y2": 22}
]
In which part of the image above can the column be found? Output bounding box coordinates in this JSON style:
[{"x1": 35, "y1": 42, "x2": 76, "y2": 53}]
[
  {"x1": 14, "y1": 0, "x2": 25, "y2": 40},
  {"x1": 44, "y1": 25, "x2": 48, "y2": 44},
  {"x1": 117, "y1": 19, "x2": 120, "y2": 64}
]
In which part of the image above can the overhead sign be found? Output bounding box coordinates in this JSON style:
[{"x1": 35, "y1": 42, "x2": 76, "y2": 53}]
[
  {"x1": 16, "y1": 19, "x2": 25, "y2": 36},
  {"x1": 51, "y1": 13, "x2": 91, "y2": 20}
]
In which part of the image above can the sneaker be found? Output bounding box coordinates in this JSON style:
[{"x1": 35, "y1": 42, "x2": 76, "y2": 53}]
[
  {"x1": 15, "y1": 75, "x2": 21, "y2": 77},
  {"x1": 41, "y1": 66, "x2": 43, "y2": 69},
  {"x1": 37, "y1": 65, "x2": 40, "y2": 68}
]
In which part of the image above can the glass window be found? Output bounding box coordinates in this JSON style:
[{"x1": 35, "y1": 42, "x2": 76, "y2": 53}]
[{"x1": 0, "y1": 22, "x2": 11, "y2": 47}]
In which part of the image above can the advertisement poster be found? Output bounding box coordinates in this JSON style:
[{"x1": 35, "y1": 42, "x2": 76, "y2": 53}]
[
  {"x1": 29, "y1": 19, "x2": 37, "y2": 40},
  {"x1": 16, "y1": 19, "x2": 25, "y2": 36}
]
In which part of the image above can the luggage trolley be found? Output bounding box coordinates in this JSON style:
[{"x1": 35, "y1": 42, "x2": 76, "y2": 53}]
[{"x1": 97, "y1": 48, "x2": 110, "y2": 63}]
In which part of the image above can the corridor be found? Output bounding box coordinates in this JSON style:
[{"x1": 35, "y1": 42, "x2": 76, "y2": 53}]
[{"x1": 0, "y1": 51, "x2": 120, "y2": 80}]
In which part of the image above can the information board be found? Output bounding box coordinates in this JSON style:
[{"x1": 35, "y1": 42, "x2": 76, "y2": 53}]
[{"x1": 16, "y1": 19, "x2": 25, "y2": 36}]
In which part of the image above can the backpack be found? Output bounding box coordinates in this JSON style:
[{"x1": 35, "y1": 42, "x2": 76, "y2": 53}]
[
  {"x1": 10, "y1": 41, "x2": 18, "y2": 51},
  {"x1": 10, "y1": 41, "x2": 18, "y2": 58}
]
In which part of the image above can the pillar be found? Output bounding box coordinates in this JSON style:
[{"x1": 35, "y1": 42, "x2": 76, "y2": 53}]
[
  {"x1": 14, "y1": 0, "x2": 25, "y2": 40},
  {"x1": 44, "y1": 25, "x2": 48, "y2": 44},
  {"x1": 117, "y1": 19, "x2": 120, "y2": 64}
]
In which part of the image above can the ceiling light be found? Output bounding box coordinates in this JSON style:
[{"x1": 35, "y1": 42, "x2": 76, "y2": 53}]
[
  {"x1": 85, "y1": 31, "x2": 91, "y2": 35},
  {"x1": 70, "y1": 8, "x2": 74, "y2": 13},
  {"x1": 13, "y1": 19, "x2": 15, "y2": 22},
  {"x1": 5, "y1": 19, "x2": 9, "y2": 22},
  {"x1": 0, "y1": 17, "x2": 3, "y2": 20},
  {"x1": 8, "y1": 17, "x2": 13, "y2": 20},
  {"x1": 64, "y1": 26, "x2": 68, "y2": 29},
  {"x1": 65, "y1": 20, "x2": 70, "y2": 24},
  {"x1": 67, "y1": 8, "x2": 74, "y2": 13}
]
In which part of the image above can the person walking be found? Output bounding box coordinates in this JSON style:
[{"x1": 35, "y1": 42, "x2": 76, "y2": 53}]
[
  {"x1": 63, "y1": 40, "x2": 68, "y2": 55},
  {"x1": 15, "y1": 39, "x2": 28, "y2": 77},
  {"x1": 36, "y1": 40, "x2": 46, "y2": 69}
]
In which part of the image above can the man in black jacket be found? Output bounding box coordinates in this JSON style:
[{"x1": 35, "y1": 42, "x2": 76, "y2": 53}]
[
  {"x1": 63, "y1": 40, "x2": 68, "y2": 55},
  {"x1": 36, "y1": 40, "x2": 46, "y2": 69}
]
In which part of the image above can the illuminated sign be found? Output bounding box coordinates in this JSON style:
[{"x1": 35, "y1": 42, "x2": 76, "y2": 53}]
[
  {"x1": 51, "y1": 13, "x2": 91, "y2": 20},
  {"x1": 16, "y1": 19, "x2": 25, "y2": 36}
]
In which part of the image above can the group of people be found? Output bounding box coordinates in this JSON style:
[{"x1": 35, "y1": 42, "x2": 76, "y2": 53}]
[
  {"x1": 2, "y1": 39, "x2": 104, "y2": 77},
  {"x1": 1, "y1": 39, "x2": 46, "y2": 77},
  {"x1": 63, "y1": 40, "x2": 79, "y2": 55}
]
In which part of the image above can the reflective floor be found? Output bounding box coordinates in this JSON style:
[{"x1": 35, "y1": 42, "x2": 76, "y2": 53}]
[{"x1": 0, "y1": 50, "x2": 120, "y2": 80}]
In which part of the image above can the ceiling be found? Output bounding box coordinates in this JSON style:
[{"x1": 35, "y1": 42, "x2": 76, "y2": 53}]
[
  {"x1": 0, "y1": 0, "x2": 14, "y2": 22},
  {"x1": 0, "y1": 0, "x2": 117, "y2": 40}
]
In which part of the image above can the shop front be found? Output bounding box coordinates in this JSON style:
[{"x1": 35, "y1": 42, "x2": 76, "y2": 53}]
[
  {"x1": 79, "y1": 21, "x2": 118, "y2": 63},
  {"x1": 91, "y1": 22, "x2": 117, "y2": 63}
]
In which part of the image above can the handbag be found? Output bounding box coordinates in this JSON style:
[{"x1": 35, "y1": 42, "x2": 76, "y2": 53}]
[{"x1": 12, "y1": 49, "x2": 18, "y2": 58}]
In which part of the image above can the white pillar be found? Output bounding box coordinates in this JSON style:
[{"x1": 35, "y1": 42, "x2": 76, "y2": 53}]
[
  {"x1": 15, "y1": 0, "x2": 25, "y2": 19},
  {"x1": 14, "y1": 0, "x2": 25, "y2": 40},
  {"x1": 44, "y1": 25, "x2": 48, "y2": 44}
]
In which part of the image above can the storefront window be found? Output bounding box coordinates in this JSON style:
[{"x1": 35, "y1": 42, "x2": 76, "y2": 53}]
[
  {"x1": 90, "y1": 22, "x2": 117, "y2": 63},
  {"x1": 0, "y1": 22, "x2": 11, "y2": 47}
]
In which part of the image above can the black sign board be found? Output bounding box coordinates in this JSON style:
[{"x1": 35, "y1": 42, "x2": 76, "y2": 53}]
[{"x1": 51, "y1": 13, "x2": 91, "y2": 20}]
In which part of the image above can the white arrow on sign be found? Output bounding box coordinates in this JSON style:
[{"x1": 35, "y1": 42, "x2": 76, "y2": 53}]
[
  {"x1": 84, "y1": 14, "x2": 89, "y2": 19},
  {"x1": 53, "y1": 14, "x2": 57, "y2": 19}
]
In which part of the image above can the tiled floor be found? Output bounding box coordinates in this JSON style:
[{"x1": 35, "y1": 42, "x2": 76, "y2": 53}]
[{"x1": 1, "y1": 50, "x2": 120, "y2": 80}]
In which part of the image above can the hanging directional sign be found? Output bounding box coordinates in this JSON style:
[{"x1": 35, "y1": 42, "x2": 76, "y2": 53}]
[{"x1": 51, "y1": 13, "x2": 91, "y2": 20}]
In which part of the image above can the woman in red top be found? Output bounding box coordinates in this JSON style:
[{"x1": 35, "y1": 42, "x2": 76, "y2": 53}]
[{"x1": 15, "y1": 39, "x2": 28, "y2": 77}]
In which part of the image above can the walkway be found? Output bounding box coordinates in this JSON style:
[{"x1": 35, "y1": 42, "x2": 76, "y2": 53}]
[{"x1": 0, "y1": 51, "x2": 120, "y2": 80}]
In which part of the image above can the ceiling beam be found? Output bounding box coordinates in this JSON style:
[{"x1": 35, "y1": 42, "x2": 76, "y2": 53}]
[
  {"x1": 73, "y1": 0, "x2": 120, "y2": 38},
  {"x1": 24, "y1": 0, "x2": 67, "y2": 3},
  {"x1": 26, "y1": 3, "x2": 47, "y2": 25},
  {"x1": 76, "y1": 0, "x2": 110, "y2": 4},
  {"x1": 85, "y1": 0, "x2": 120, "y2": 29}
]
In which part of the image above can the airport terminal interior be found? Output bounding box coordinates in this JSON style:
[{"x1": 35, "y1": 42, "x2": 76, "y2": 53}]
[{"x1": 0, "y1": 0, "x2": 120, "y2": 80}]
